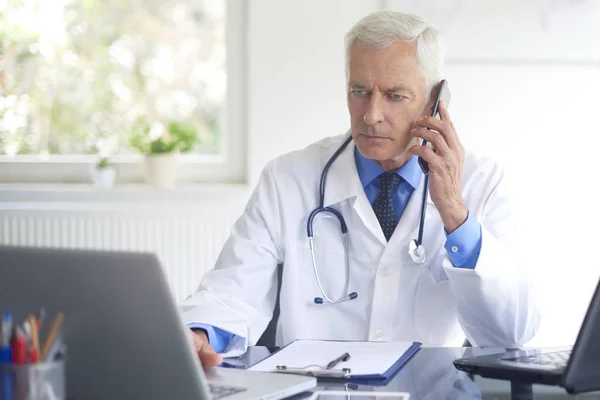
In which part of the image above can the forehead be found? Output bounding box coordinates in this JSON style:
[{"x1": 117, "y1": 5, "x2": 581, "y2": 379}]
[{"x1": 348, "y1": 40, "x2": 424, "y2": 91}]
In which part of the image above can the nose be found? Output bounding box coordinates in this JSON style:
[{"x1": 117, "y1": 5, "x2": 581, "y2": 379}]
[{"x1": 363, "y1": 94, "x2": 384, "y2": 126}]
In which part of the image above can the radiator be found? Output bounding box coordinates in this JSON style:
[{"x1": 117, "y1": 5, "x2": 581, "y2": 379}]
[{"x1": 0, "y1": 202, "x2": 244, "y2": 302}]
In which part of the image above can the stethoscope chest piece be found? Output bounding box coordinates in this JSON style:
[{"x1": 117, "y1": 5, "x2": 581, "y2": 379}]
[{"x1": 408, "y1": 239, "x2": 427, "y2": 264}]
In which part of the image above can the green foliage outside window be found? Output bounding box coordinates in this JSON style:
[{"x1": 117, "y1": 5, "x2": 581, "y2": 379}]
[{"x1": 0, "y1": 0, "x2": 226, "y2": 157}]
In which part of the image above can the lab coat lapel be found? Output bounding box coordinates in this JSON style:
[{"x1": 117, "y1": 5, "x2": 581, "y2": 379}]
[
  {"x1": 353, "y1": 188, "x2": 386, "y2": 244},
  {"x1": 322, "y1": 137, "x2": 385, "y2": 242},
  {"x1": 322, "y1": 135, "x2": 435, "y2": 246},
  {"x1": 322, "y1": 136, "x2": 363, "y2": 207}
]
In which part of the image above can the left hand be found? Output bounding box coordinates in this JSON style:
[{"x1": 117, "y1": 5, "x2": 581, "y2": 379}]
[
  {"x1": 190, "y1": 329, "x2": 223, "y2": 367},
  {"x1": 408, "y1": 101, "x2": 468, "y2": 233}
]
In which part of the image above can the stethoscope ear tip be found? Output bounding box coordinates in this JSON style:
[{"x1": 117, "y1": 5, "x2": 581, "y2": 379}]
[
  {"x1": 349, "y1": 292, "x2": 358, "y2": 300},
  {"x1": 314, "y1": 297, "x2": 324, "y2": 304}
]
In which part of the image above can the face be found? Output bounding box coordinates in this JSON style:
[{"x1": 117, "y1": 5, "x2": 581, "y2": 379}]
[{"x1": 347, "y1": 40, "x2": 432, "y2": 170}]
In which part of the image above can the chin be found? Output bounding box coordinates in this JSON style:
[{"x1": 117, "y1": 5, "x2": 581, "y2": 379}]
[{"x1": 354, "y1": 140, "x2": 390, "y2": 162}]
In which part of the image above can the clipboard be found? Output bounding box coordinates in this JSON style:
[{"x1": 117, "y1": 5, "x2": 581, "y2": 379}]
[
  {"x1": 247, "y1": 339, "x2": 421, "y2": 380},
  {"x1": 275, "y1": 365, "x2": 352, "y2": 379}
]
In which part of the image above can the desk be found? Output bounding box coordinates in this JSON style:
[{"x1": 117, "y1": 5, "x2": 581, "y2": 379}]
[{"x1": 224, "y1": 347, "x2": 600, "y2": 399}]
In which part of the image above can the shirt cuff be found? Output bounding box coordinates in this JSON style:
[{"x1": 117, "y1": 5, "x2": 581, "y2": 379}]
[
  {"x1": 444, "y1": 211, "x2": 482, "y2": 269},
  {"x1": 188, "y1": 323, "x2": 235, "y2": 353}
]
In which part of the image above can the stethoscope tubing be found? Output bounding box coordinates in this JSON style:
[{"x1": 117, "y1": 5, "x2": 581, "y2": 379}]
[{"x1": 307, "y1": 134, "x2": 429, "y2": 305}]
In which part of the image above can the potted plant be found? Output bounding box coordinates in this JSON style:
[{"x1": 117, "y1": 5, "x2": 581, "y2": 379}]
[
  {"x1": 129, "y1": 117, "x2": 199, "y2": 188},
  {"x1": 90, "y1": 156, "x2": 117, "y2": 189}
]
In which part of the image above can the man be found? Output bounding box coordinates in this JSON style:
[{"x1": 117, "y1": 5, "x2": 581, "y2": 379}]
[{"x1": 181, "y1": 10, "x2": 541, "y2": 367}]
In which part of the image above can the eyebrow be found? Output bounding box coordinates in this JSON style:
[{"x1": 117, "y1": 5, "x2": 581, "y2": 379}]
[
  {"x1": 387, "y1": 85, "x2": 415, "y2": 94},
  {"x1": 349, "y1": 82, "x2": 416, "y2": 96},
  {"x1": 348, "y1": 82, "x2": 369, "y2": 90}
]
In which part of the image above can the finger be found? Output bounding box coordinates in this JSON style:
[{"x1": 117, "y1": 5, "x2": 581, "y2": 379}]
[
  {"x1": 191, "y1": 329, "x2": 208, "y2": 351},
  {"x1": 408, "y1": 144, "x2": 438, "y2": 168},
  {"x1": 438, "y1": 101, "x2": 452, "y2": 124},
  {"x1": 191, "y1": 330, "x2": 223, "y2": 366},
  {"x1": 193, "y1": 329, "x2": 209, "y2": 343},
  {"x1": 416, "y1": 115, "x2": 456, "y2": 149},
  {"x1": 416, "y1": 112, "x2": 457, "y2": 150},
  {"x1": 438, "y1": 101, "x2": 458, "y2": 145},
  {"x1": 410, "y1": 127, "x2": 449, "y2": 155},
  {"x1": 199, "y1": 345, "x2": 223, "y2": 367}
]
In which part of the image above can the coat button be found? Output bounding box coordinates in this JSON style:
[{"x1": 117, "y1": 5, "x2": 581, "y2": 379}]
[
  {"x1": 375, "y1": 329, "x2": 385, "y2": 339},
  {"x1": 378, "y1": 268, "x2": 391, "y2": 277}
]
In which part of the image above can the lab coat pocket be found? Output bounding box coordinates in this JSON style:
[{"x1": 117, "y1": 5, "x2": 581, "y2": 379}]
[
  {"x1": 414, "y1": 262, "x2": 457, "y2": 344},
  {"x1": 427, "y1": 254, "x2": 449, "y2": 284},
  {"x1": 288, "y1": 243, "x2": 371, "y2": 341},
  {"x1": 298, "y1": 211, "x2": 354, "y2": 303},
  {"x1": 297, "y1": 243, "x2": 350, "y2": 305}
]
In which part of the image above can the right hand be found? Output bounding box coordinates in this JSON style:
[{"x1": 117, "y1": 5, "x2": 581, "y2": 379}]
[{"x1": 191, "y1": 329, "x2": 223, "y2": 367}]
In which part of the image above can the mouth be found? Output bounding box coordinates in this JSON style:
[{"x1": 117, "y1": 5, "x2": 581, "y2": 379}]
[{"x1": 359, "y1": 133, "x2": 390, "y2": 140}]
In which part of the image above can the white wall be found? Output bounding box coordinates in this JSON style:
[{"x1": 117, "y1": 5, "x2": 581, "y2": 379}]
[
  {"x1": 445, "y1": 64, "x2": 600, "y2": 347},
  {"x1": 247, "y1": 0, "x2": 600, "y2": 346},
  {"x1": 247, "y1": 0, "x2": 381, "y2": 180}
]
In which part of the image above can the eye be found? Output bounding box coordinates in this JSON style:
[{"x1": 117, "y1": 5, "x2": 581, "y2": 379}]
[
  {"x1": 351, "y1": 89, "x2": 368, "y2": 96},
  {"x1": 389, "y1": 93, "x2": 405, "y2": 101}
]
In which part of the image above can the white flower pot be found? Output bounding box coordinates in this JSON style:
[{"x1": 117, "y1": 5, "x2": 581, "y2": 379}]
[
  {"x1": 144, "y1": 154, "x2": 178, "y2": 189},
  {"x1": 91, "y1": 167, "x2": 117, "y2": 189}
]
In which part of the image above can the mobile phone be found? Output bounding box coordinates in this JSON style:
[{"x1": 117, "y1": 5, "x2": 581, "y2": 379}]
[{"x1": 418, "y1": 79, "x2": 451, "y2": 174}]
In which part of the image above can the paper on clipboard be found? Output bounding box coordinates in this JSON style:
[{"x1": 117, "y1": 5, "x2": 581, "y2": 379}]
[
  {"x1": 307, "y1": 390, "x2": 410, "y2": 400},
  {"x1": 248, "y1": 340, "x2": 419, "y2": 379}
]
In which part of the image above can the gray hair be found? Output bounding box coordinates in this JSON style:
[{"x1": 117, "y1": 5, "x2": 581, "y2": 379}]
[{"x1": 344, "y1": 10, "x2": 445, "y2": 99}]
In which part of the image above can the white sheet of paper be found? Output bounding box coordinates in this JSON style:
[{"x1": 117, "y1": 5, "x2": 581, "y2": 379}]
[
  {"x1": 308, "y1": 391, "x2": 410, "y2": 400},
  {"x1": 248, "y1": 340, "x2": 415, "y2": 376}
]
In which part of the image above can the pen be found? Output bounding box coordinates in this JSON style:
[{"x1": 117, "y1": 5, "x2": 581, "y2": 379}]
[
  {"x1": 326, "y1": 352, "x2": 351, "y2": 369},
  {"x1": 41, "y1": 312, "x2": 64, "y2": 362},
  {"x1": 22, "y1": 320, "x2": 40, "y2": 364},
  {"x1": 0, "y1": 331, "x2": 10, "y2": 361},
  {"x1": 11, "y1": 328, "x2": 27, "y2": 365},
  {"x1": 28, "y1": 346, "x2": 39, "y2": 363},
  {"x1": 27, "y1": 315, "x2": 41, "y2": 360},
  {"x1": 1, "y1": 312, "x2": 11, "y2": 350},
  {"x1": 1, "y1": 313, "x2": 14, "y2": 400},
  {"x1": 36, "y1": 308, "x2": 46, "y2": 331},
  {"x1": 11, "y1": 328, "x2": 27, "y2": 400}
]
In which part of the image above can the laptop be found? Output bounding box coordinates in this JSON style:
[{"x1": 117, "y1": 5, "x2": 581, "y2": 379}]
[
  {"x1": 453, "y1": 278, "x2": 600, "y2": 394},
  {"x1": 0, "y1": 246, "x2": 316, "y2": 400}
]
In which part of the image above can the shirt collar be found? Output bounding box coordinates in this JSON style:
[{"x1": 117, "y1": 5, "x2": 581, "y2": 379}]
[{"x1": 354, "y1": 146, "x2": 422, "y2": 190}]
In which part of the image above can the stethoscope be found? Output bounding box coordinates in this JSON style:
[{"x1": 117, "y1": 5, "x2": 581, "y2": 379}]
[{"x1": 307, "y1": 135, "x2": 429, "y2": 305}]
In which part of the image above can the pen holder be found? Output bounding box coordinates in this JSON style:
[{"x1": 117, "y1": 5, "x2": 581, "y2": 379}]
[{"x1": 0, "y1": 361, "x2": 65, "y2": 400}]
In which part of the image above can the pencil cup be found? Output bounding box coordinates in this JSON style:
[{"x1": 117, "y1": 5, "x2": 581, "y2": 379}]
[{"x1": 0, "y1": 360, "x2": 65, "y2": 400}]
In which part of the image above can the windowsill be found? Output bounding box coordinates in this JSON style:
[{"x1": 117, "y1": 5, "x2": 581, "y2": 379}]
[{"x1": 0, "y1": 183, "x2": 251, "y2": 205}]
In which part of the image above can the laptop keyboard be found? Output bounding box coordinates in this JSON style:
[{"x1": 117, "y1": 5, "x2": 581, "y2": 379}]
[
  {"x1": 502, "y1": 350, "x2": 571, "y2": 367},
  {"x1": 208, "y1": 383, "x2": 247, "y2": 399}
]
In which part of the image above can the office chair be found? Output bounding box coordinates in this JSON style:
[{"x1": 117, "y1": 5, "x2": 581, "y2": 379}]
[{"x1": 256, "y1": 264, "x2": 282, "y2": 347}]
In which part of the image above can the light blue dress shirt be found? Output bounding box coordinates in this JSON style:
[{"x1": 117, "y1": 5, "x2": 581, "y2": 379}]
[
  {"x1": 192, "y1": 147, "x2": 483, "y2": 351},
  {"x1": 354, "y1": 147, "x2": 482, "y2": 269},
  {"x1": 188, "y1": 324, "x2": 234, "y2": 353}
]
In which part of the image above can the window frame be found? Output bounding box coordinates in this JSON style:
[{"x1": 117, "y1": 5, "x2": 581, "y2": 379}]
[{"x1": 0, "y1": 0, "x2": 247, "y2": 185}]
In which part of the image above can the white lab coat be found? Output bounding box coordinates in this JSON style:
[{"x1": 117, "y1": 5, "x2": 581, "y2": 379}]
[{"x1": 180, "y1": 134, "x2": 541, "y2": 356}]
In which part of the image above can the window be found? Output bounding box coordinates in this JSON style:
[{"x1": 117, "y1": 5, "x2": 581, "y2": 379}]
[{"x1": 0, "y1": 0, "x2": 246, "y2": 183}]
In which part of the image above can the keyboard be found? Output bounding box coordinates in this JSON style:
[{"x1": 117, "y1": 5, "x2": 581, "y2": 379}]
[
  {"x1": 502, "y1": 350, "x2": 571, "y2": 368},
  {"x1": 208, "y1": 383, "x2": 247, "y2": 399}
]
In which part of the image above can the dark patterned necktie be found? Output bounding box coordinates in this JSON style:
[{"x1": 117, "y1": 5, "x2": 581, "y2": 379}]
[{"x1": 373, "y1": 172, "x2": 401, "y2": 241}]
